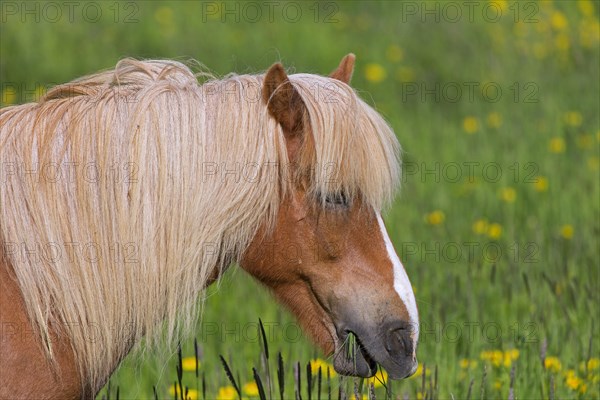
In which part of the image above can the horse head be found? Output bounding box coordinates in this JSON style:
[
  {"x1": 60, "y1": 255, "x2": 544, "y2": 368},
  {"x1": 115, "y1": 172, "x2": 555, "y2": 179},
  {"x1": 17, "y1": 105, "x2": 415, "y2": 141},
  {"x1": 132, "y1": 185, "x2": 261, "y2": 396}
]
[{"x1": 241, "y1": 55, "x2": 419, "y2": 379}]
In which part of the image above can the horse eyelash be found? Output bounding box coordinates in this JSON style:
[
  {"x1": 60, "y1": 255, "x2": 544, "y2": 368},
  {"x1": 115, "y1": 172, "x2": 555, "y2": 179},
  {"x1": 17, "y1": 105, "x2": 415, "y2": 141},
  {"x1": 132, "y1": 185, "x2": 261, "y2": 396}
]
[{"x1": 324, "y1": 192, "x2": 350, "y2": 208}]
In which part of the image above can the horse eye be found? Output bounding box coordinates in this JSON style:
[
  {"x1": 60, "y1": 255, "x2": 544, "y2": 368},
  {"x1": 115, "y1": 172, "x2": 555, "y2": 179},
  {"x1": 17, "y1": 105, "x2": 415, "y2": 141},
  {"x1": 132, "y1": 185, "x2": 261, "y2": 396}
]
[{"x1": 325, "y1": 192, "x2": 349, "y2": 208}]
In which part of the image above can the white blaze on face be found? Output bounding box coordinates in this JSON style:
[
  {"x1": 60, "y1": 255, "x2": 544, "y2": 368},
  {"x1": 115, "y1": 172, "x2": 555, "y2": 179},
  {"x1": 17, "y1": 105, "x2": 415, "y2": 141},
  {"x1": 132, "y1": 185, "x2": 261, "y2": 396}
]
[{"x1": 376, "y1": 213, "x2": 419, "y2": 355}]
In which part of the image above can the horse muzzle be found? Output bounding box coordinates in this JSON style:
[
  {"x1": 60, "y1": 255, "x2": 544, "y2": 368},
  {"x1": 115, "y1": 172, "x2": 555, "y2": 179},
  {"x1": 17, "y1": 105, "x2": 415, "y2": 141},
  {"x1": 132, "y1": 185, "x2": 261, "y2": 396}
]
[{"x1": 332, "y1": 319, "x2": 418, "y2": 379}]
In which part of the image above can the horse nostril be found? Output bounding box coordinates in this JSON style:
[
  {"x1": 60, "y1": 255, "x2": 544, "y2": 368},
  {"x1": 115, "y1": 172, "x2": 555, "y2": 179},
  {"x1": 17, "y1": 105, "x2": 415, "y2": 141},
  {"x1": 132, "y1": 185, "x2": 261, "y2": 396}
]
[{"x1": 385, "y1": 325, "x2": 413, "y2": 357}]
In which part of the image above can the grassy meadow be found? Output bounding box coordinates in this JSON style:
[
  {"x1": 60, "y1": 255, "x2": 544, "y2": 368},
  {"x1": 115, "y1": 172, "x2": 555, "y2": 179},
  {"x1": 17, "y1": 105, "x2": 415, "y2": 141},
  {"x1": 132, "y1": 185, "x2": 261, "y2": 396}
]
[{"x1": 1, "y1": 1, "x2": 599, "y2": 399}]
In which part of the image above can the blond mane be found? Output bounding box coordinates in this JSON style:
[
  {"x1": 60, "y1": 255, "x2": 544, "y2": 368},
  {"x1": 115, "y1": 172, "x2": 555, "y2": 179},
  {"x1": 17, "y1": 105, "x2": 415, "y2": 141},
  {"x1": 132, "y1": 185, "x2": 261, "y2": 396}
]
[{"x1": 0, "y1": 59, "x2": 400, "y2": 388}]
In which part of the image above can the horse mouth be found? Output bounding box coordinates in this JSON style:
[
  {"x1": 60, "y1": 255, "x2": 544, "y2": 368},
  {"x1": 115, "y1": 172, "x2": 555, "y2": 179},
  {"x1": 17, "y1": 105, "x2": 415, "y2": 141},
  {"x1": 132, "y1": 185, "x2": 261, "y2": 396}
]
[
  {"x1": 330, "y1": 323, "x2": 418, "y2": 380},
  {"x1": 332, "y1": 330, "x2": 377, "y2": 378}
]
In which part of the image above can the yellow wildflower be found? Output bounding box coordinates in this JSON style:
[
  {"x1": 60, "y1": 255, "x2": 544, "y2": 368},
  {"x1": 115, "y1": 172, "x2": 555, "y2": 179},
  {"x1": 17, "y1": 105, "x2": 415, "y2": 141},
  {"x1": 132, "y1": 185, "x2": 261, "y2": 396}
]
[
  {"x1": 169, "y1": 385, "x2": 199, "y2": 400},
  {"x1": 309, "y1": 359, "x2": 336, "y2": 377},
  {"x1": 500, "y1": 187, "x2": 516, "y2": 203},
  {"x1": 364, "y1": 63, "x2": 387, "y2": 83},
  {"x1": 493, "y1": 379, "x2": 503, "y2": 390},
  {"x1": 487, "y1": 223, "x2": 503, "y2": 240},
  {"x1": 480, "y1": 350, "x2": 504, "y2": 367},
  {"x1": 186, "y1": 390, "x2": 199, "y2": 400},
  {"x1": 309, "y1": 358, "x2": 325, "y2": 371},
  {"x1": 489, "y1": 353, "x2": 502, "y2": 367},
  {"x1": 566, "y1": 374, "x2": 583, "y2": 391},
  {"x1": 502, "y1": 349, "x2": 520, "y2": 367},
  {"x1": 154, "y1": 6, "x2": 174, "y2": 25},
  {"x1": 564, "y1": 369, "x2": 576, "y2": 378},
  {"x1": 426, "y1": 210, "x2": 445, "y2": 225},
  {"x1": 490, "y1": 1, "x2": 508, "y2": 13},
  {"x1": 460, "y1": 358, "x2": 478, "y2": 369},
  {"x1": 545, "y1": 356, "x2": 562, "y2": 373},
  {"x1": 560, "y1": 224, "x2": 574, "y2": 239},
  {"x1": 533, "y1": 176, "x2": 549, "y2": 192},
  {"x1": 551, "y1": 11, "x2": 568, "y2": 30},
  {"x1": 463, "y1": 116, "x2": 479, "y2": 134},
  {"x1": 181, "y1": 357, "x2": 198, "y2": 372},
  {"x1": 505, "y1": 349, "x2": 520, "y2": 361},
  {"x1": 217, "y1": 386, "x2": 237, "y2": 400},
  {"x1": 580, "y1": 358, "x2": 600, "y2": 372},
  {"x1": 473, "y1": 219, "x2": 488, "y2": 235},
  {"x1": 326, "y1": 365, "x2": 337, "y2": 377},
  {"x1": 243, "y1": 382, "x2": 259, "y2": 397},
  {"x1": 386, "y1": 45, "x2": 404, "y2": 62},
  {"x1": 365, "y1": 369, "x2": 388, "y2": 388},
  {"x1": 487, "y1": 112, "x2": 502, "y2": 128},
  {"x1": 549, "y1": 137, "x2": 566, "y2": 153},
  {"x1": 563, "y1": 111, "x2": 583, "y2": 127},
  {"x1": 411, "y1": 363, "x2": 429, "y2": 378},
  {"x1": 578, "y1": 0, "x2": 595, "y2": 17}
]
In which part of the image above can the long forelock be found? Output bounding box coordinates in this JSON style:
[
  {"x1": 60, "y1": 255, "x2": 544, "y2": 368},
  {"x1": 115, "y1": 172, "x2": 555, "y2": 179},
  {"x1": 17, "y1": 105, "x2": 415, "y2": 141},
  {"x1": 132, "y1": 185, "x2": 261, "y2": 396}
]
[{"x1": 288, "y1": 74, "x2": 401, "y2": 211}]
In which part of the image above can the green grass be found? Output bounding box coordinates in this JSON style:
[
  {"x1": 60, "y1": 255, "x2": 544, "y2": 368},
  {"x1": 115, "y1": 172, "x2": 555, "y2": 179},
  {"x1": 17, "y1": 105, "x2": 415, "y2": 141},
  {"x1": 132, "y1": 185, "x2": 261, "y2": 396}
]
[{"x1": 1, "y1": 1, "x2": 599, "y2": 399}]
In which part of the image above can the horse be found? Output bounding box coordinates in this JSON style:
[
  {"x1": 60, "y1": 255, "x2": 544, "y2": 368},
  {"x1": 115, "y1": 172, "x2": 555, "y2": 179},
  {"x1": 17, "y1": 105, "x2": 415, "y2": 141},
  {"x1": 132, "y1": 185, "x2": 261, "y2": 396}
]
[{"x1": 0, "y1": 54, "x2": 419, "y2": 399}]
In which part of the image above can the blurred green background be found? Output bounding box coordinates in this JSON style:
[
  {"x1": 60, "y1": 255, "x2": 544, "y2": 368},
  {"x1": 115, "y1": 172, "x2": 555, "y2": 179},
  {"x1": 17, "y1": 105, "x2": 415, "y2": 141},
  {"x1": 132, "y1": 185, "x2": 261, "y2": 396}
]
[{"x1": 1, "y1": 1, "x2": 599, "y2": 399}]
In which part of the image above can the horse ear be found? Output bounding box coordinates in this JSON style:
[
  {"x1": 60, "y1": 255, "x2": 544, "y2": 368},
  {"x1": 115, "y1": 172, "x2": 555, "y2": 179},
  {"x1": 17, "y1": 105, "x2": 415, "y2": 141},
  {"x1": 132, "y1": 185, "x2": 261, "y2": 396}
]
[
  {"x1": 329, "y1": 53, "x2": 356, "y2": 84},
  {"x1": 263, "y1": 62, "x2": 305, "y2": 135}
]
